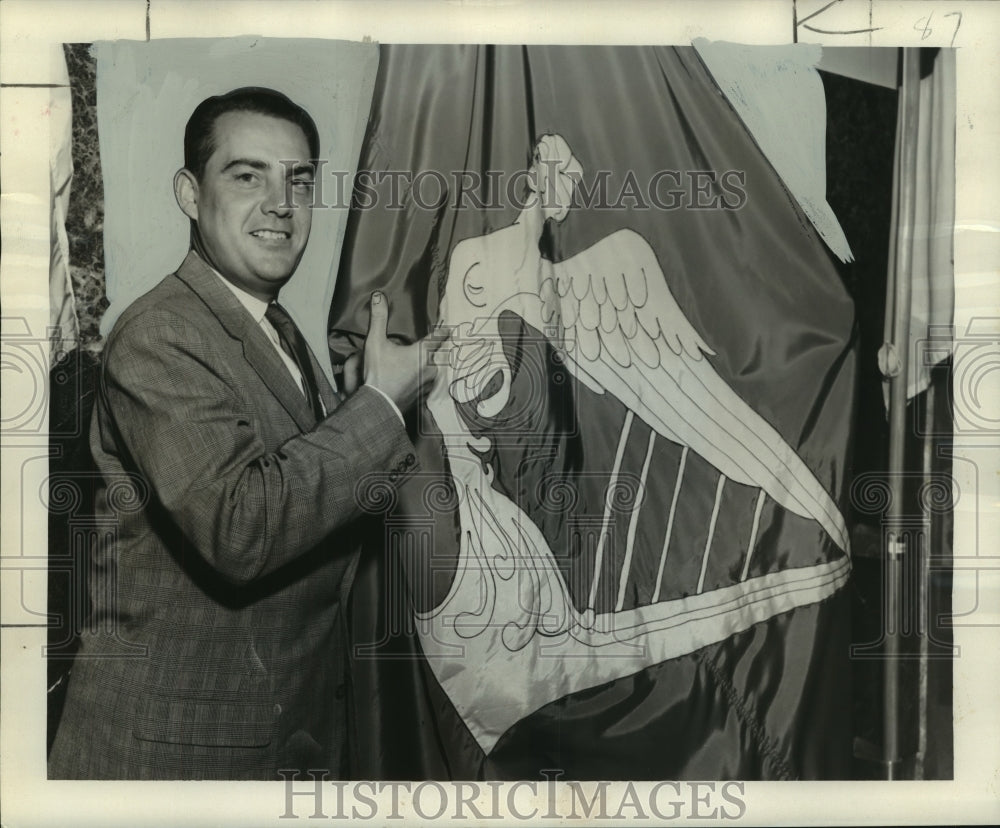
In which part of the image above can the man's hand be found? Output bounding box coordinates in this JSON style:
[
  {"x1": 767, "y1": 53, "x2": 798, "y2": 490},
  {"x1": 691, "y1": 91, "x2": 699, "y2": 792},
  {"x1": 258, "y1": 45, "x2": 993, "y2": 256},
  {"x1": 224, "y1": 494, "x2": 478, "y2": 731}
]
[
  {"x1": 342, "y1": 350, "x2": 363, "y2": 396},
  {"x1": 357, "y1": 290, "x2": 446, "y2": 412}
]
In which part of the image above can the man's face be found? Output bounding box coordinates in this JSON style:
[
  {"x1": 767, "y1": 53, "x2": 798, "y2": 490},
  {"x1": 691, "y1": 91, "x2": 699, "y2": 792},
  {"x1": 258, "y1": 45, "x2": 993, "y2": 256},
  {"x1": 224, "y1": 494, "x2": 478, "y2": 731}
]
[{"x1": 189, "y1": 111, "x2": 315, "y2": 300}]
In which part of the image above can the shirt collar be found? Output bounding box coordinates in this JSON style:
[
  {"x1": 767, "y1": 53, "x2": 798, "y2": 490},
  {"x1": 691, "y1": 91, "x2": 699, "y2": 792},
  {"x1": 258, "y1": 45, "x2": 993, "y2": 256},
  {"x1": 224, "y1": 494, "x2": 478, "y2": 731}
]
[{"x1": 197, "y1": 254, "x2": 271, "y2": 324}]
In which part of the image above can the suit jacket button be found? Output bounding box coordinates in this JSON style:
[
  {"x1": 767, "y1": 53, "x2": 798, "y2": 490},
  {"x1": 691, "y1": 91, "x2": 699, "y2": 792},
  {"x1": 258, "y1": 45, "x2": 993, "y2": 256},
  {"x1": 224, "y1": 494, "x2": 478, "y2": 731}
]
[
  {"x1": 389, "y1": 471, "x2": 398, "y2": 482},
  {"x1": 274, "y1": 703, "x2": 282, "y2": 715},
  {"x1": 405, "y1": 453, "x2": 416, "y2": 466}
]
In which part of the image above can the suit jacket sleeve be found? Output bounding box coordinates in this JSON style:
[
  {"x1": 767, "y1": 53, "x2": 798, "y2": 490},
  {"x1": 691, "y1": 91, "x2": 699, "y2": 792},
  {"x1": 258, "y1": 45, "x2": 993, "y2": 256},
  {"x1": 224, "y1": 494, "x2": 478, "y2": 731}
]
[{"x1": 97, "y1": 310, "x2": 417, "y2": 586}]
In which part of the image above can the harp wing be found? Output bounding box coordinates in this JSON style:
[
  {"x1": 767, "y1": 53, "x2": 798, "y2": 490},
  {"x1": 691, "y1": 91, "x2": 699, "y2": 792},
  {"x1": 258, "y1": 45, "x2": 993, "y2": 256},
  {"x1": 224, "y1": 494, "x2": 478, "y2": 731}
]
[{"x1": 543, "y1": 228, "x2": 849, "y2": 551}]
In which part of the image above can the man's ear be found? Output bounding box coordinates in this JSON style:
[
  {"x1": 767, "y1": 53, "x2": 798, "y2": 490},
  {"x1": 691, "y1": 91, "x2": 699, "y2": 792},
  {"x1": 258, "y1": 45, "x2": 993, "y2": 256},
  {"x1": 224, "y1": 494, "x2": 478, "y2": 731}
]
[{"x1": 174, "y1": 169, "x2": 200, "y2": 221}]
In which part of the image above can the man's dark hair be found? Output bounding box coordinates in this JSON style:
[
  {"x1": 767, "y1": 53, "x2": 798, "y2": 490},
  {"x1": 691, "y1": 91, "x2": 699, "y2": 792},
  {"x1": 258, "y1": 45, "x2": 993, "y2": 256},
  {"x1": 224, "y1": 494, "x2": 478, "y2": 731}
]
[{"x1": 183, "y1": 87, "x2": 320, "y2": 180}]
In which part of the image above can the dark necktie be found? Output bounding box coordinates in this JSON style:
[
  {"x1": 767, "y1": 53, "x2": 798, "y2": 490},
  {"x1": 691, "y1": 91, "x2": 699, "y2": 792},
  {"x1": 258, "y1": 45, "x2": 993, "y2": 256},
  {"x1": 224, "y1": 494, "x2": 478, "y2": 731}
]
[{"x1": 265, "y1": 302, "x2": 325, "y2": 421}]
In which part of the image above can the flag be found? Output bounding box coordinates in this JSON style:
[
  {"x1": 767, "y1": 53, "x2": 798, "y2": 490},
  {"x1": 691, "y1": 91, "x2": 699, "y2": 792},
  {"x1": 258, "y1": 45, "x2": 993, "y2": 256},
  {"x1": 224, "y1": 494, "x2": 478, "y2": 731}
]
[
  {"x1": 882, "y1": 47, "x2": 955, "y2": 402},
  {"x1": 330, "y1": 45, "x2": 856, "y2": 780}
]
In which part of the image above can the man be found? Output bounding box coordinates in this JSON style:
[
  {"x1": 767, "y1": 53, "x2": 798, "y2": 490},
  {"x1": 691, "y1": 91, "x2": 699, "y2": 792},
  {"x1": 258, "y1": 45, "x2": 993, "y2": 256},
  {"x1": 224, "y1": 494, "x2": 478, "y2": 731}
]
[{"x1": 48, "y1": 87, "x2": 434, "y2": 780}]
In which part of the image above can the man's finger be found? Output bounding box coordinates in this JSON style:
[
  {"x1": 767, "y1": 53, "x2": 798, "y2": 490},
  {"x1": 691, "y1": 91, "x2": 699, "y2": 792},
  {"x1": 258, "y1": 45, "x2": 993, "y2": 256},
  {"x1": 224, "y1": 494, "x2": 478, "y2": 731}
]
[
  {"x1": 367, "y1": 291, "x2": 388, "y2": 340},
  {"x1": 343, "y1": 352, "x2": 361, "y2": 394}
]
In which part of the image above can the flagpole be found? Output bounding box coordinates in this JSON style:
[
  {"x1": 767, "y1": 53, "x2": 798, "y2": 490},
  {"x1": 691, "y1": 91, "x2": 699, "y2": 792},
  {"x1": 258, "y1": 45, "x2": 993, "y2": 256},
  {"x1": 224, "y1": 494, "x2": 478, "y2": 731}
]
[
  {"x1": 916, "y1": 380, "x2": 935, "y2": 779},
  {"x1": 883, "y1": 47, "x2": 920, "y2": 781}
]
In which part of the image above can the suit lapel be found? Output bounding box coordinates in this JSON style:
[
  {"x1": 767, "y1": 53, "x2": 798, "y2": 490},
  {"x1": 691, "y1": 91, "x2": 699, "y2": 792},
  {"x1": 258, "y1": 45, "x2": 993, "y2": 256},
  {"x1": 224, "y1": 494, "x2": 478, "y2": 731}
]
[
  {"x1": 174, "y1": 252, "x2": 317, "y2": 432},
  {"x1": 310, "y1": 348, "x2": 342, "y2": 416}
]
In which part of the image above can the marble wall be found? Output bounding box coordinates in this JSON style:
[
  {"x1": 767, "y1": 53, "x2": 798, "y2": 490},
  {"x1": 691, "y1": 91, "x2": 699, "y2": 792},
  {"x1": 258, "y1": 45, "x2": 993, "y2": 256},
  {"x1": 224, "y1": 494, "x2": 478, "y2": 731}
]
[{"x1": 63, "y1": 43, "x2": 107, "y2": 354}]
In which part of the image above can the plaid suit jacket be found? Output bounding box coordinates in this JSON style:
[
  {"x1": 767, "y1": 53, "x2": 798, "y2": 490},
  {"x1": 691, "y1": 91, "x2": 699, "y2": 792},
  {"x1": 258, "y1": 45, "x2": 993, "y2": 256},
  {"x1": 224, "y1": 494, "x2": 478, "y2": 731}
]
[{"x1": 49, "y1": 252, "x2": 417, "y2": 780}]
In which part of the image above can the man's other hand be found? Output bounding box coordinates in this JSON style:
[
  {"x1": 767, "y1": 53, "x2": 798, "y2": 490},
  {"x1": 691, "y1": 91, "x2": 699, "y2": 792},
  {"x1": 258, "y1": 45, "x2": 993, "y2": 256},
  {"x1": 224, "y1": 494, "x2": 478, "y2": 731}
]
[{"x1": 362, "y1": 291, "x2": 446, "y2": 412}]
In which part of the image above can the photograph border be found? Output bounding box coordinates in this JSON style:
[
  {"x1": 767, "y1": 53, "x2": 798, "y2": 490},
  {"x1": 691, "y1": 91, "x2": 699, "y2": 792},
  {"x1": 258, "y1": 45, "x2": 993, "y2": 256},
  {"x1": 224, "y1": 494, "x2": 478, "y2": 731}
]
[{"x1": 2, "y1": 1, "x2": 997, "y2": 825}]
